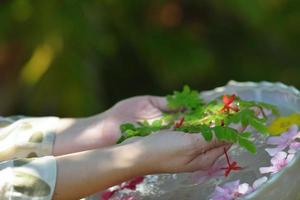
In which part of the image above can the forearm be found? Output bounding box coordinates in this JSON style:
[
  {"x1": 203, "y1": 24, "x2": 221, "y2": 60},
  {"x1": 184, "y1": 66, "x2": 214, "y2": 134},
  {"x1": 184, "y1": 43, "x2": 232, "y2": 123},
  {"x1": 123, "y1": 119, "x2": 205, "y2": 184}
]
[
  {"x1": 53, "y1": 112, "x2": 119, "y2": 156},
  {"x1": 53, "y1": 143, "x2": 147, "y2": 200}
]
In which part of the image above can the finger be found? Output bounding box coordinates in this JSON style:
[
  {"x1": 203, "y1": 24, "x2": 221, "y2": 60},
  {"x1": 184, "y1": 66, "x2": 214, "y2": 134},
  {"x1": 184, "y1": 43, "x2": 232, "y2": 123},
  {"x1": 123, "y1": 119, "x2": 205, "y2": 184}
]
[
  {"x1": 199, "y1": 145, "x2": 230, "y2": 170},
  {"x1": 191, "y1": 133, "x2": 231, "y2": 154},
  {"x1": 189, "y1": 144, "x2": 230, "y2": 171},
  {"x1": 148, "y1": 96, "x2": 179, "y2": 113}
]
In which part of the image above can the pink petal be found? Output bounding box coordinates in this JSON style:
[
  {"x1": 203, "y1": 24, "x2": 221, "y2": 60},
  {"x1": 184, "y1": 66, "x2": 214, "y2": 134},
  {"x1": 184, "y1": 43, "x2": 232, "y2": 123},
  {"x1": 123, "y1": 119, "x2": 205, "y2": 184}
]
[
  {"x1": 271, "y1": 151, "x2": 287, "y2": 165},
  {"x1": 290, "y1": 142, "x2": 300, "y2": 151},
  {"x1": 267, "y1": 137, "x2": 285, "y2": 145},
  {"x1": 223, "y1": 180, "x2": 240, "y2": 191},
  {"x1": 293, "y1": 131, "x2": 300, "y2": 139},
  {"x1": 238, "y1": 183, "x2": 250, "y2": 195},
  {"x1": 259, "y1": 166, "x2": 276, "y2": 174},
  {"x1": 286, "y1": 154, "x2": 295, "y2": 163},
  {"x1": 286, "y1": 125, "x2": 299, "y2": 137},
  {"x1": 215, "y1": 186, "x2": 226, "y2": 194},
  {"x1": 252, "y1": 176, "x2": 268, "y2": 189},
  {"x1": 265, "y1": 147, "x2": 282, "y2": 156},
  {"x1": 211, "y1": 181, "x2": 240, "y2": 200},
  {"x1": 288, "y1": 148, "x2": 296, "y2": 154}
]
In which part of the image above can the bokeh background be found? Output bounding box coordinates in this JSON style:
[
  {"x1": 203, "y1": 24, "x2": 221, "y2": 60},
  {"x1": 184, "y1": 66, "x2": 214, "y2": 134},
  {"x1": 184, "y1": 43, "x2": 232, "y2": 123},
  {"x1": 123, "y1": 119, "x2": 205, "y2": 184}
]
[{"x1": 1, "y1": 0, "x2": 300, "y2": 117}]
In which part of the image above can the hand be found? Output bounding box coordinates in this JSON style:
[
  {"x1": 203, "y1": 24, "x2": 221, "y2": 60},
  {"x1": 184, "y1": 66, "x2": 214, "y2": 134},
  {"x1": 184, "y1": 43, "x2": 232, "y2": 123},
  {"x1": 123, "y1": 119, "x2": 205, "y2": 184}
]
[
  {"x1": 124, "y1": 131, "x2": 230, "y2": 174},
  {"x1": 53, "y1": 96, "x2": 171, "y2": 155},
  {"x1": 102, "y1": 96, "x2": 172, "y2": 144},
  {"x1": 54, "y1": 130, "x2": 230, "y2": 199}
]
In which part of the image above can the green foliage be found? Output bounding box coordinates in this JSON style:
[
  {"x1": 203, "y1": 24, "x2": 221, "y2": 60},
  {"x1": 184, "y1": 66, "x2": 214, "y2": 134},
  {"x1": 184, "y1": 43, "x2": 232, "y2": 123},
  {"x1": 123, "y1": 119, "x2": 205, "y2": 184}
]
[
  {"x1": 166, "y1": 85, "x2": 204, "y2": 111},
  {"x1": 117, "y1": 119, "x2": 165, "y2": 143},
  {"x1": 227, "y1": 109, "x2": 268, "y2": 134},
  {"x1": 178, "y1": 124, "x2": 213, "y2": 141},
  {"x1": 238, "y1": 136, "x2": 256, "y2": 154},
  {"x1": 119, "y1": 85, "x2": 279, "y2": 154}
]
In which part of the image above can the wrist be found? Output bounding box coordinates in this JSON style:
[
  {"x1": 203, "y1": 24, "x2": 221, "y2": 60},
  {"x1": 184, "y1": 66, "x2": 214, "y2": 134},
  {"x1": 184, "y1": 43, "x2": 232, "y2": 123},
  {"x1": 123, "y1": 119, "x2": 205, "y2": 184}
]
[
  {"x1": 111, "y1": 144, "x2": 146, "y2": 176},
  {"x1": 55, "y1": 144, "x2": 147, "y2": 199},
  {"x1": 53, "y1": 111, "x2": 115, "y2": 155},
  {"x1": 117, "y1": 141, "x2": 159, "y2": 175},
  {"x1": 77, "y1": 112, "x2": 119, "y2": 148}
]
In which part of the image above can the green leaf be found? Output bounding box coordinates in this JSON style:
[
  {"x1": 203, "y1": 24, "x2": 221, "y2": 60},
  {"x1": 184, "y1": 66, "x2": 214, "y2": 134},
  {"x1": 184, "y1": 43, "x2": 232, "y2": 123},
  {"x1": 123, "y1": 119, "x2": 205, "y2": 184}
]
[
  {"x1": 238, "y1": 137, "x2": 256, "y2": 154},
  {"x1": 117, "y1": 135, "x2": 127, "y2": 144},
  {"x1": 228, "y1": 109, "x2": 254, "y2": 125},
  {"x1": 177, "y1": 125, "x2": 201, "y2": 133},
  {"x1": 152, "y1": 119, "x2": 162, "y2": 128},
  {"x1": 224, "y1": 127, "x2": 238, "y2": 143},
  {"x1": 139, "y1": 120, "x2": 150, "y2": 126},
  {"x1": 118, "y1": 119, "x2": 166, "y2": 143},
  {"x1": 249, "y1": 118, "x2": 268, "y2": 134},
  {"x1": 199, "y1": 125, "x2": 213, "y2": 141},
  {"x1": 227, "y1": 108, "x2": 269, "y2": 135},
  {"x1": 120, "y1": 123, "x2": 135, "y2": 133},
  {"x1": 185, "y1": 107, "x2": 205, "y2": 121},
  {"x1": 167, "y1": 85, "x2": 203, "y2": 110},
  {"x1": 126, "y1": 130, "x2": 138, "y2": 137},
  {"x1": 213, "y1": 126, "x2": 239, "y2": 143},
  {"x1": 240, "y1": 131, "x2": 252, "y2": 138},
  {"x1": 214, "y1": 126, "x2": 226, "y2": 140}
]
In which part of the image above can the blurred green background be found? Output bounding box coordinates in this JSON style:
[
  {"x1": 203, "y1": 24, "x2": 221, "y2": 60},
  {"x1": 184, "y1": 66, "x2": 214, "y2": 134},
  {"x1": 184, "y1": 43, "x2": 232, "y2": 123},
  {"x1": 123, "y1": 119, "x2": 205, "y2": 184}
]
[{"x1": 0, "y1": 0, "x2": 299, "y2": 117}]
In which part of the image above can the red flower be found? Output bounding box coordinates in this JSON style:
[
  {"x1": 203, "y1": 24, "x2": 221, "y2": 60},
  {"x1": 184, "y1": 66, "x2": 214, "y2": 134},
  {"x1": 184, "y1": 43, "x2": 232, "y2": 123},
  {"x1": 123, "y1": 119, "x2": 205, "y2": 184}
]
[
  {"x1": 174, "y1": 117, "x2": 185, "y2": 129},
  {"x1": 221, "y1": 147, "x2": 243, "y2": 177},
  {"x1": 101, "y1": 176, "x2": 144, "y2": 200},
  {"x1": 101, "y1": 190, "x2": 117, "y2": 200},
  {"x1": 221, "y1": 95, "x2": 239, "y2": 113},
  {"x1": 123, "y1": 176, "x2": 144, "y2": 190}
]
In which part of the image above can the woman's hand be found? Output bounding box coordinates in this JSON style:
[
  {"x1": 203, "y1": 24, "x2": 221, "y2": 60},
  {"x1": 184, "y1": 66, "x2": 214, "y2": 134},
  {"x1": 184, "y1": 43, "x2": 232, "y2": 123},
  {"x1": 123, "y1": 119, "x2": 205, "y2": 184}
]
[
  {"x1": 54, "y1": 130, "x2": 229, "y2": 199},
  {"x1": 102, "y1": 95, "x2": 173, "y2": 144},
  {"x1": 53, "y1": 96, "x2": 171, "y2": 155},
  {"x1": 123, "y1": 131, "x2": 230, "y2": 174}
]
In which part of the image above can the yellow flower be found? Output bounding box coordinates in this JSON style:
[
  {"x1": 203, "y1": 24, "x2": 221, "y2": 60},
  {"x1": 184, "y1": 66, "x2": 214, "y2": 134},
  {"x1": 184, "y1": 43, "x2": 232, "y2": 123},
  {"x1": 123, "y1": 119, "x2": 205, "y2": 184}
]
[{"x1": 268, "y1": 113, "x2": 300, "y2": 135}]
